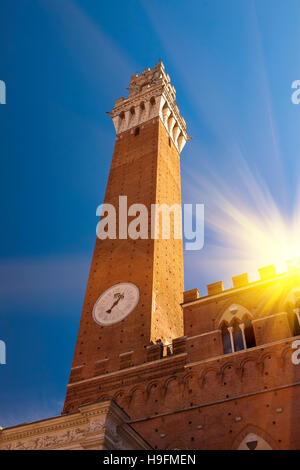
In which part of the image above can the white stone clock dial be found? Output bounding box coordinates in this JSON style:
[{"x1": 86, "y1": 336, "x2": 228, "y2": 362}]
[{"x1": 92, "y1": 282, "x2": 140, "y2": 326}]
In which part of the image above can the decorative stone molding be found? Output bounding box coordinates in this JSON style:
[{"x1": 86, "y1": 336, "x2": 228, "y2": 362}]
[
  {"x1": 0, "y1": 400, "x2": 151, "y2": 451},
  {"x1": 107, "y1": 61, "x2": 190, "y2": 154},
  {"x1": 218, "y1": 303, "x2": 253, "y2": 327}
]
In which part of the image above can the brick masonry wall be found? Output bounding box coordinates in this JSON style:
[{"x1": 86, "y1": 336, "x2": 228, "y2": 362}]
[
  {"x1": 63, "y1": 118, "x2": 184, "y2": 414},
  {"x1": 183, "y1": 273, "x2": 300, "y2": 339},
  {"x1": 63, "y1": 334, "x2": 300, "y2": 449},
  {"x1": 131, "y1": 386, "x2": 300, "y2": 450}
]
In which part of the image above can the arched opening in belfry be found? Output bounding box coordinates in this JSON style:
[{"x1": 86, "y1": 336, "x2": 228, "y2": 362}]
[{"x1": 162, "y1": 101, "x2": 169, "y2": 122}]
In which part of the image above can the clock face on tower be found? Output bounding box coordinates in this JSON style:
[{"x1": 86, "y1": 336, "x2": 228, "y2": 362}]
[{"x1": 92, "y1": 282, "x2": 140, "y2": 326}]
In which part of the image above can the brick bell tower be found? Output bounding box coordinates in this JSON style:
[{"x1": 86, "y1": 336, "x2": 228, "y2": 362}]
[{"x1": 63, "y1": 62, "x2": 189, "y2": 414}]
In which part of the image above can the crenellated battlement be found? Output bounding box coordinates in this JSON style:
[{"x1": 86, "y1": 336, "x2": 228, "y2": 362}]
[
  {"x1": 181, "y1": 257, "x2": 300, "y2": 368},
  {"x1": 107, "y1": 61, "x2": 190, "y2": 153},
  {"x1": 183, "y1": 258, "x2": 300, "y2": 303}
]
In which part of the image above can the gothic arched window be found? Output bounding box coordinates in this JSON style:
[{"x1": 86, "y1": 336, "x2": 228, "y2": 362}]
[
  {"x1": 221, "y1": 316, "x2": 256, "y2": 355},
  {"x1": 284, "y1": 288, "x2": 300, "y2": 337}
]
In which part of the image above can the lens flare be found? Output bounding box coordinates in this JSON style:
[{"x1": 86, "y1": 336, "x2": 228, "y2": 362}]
[{"x1": 183, "y1": 155, "x2": 300, "y2": 286}]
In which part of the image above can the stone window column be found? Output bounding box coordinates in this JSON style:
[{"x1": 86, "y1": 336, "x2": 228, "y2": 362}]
[
  {"x1": 239, "y1": 322, "x2": 247, "y2": 350},
  {"x1": 227, "y1": 326, "x2": 235, "y2": 353}
]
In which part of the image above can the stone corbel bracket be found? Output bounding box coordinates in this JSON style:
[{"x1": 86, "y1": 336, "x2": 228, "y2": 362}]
[{"x1": 107, "y1": 61, "x2": 191, "y2": 154}]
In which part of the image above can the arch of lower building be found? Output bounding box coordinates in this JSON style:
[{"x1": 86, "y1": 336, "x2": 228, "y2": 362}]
[{"x1": 232, "y1": 424, "x2": 277, "y2": 450}]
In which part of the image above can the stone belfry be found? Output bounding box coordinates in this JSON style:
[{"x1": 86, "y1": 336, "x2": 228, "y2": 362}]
[{"x1": 63, "y1": 62, "x2": 189, "y2": 414}]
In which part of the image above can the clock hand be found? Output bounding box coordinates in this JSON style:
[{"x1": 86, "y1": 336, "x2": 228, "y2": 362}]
[
  {"x1": 106, "y1": 293, "x2": 124, "y2": 314},
  {"x1": 106, "y1": 300, "x2": 119, "y2": 313}
]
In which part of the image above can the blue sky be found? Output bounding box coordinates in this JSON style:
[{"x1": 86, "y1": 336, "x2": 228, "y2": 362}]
[{"x1": 0, "y1": 0, "x2": 300, "y2": 427}]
